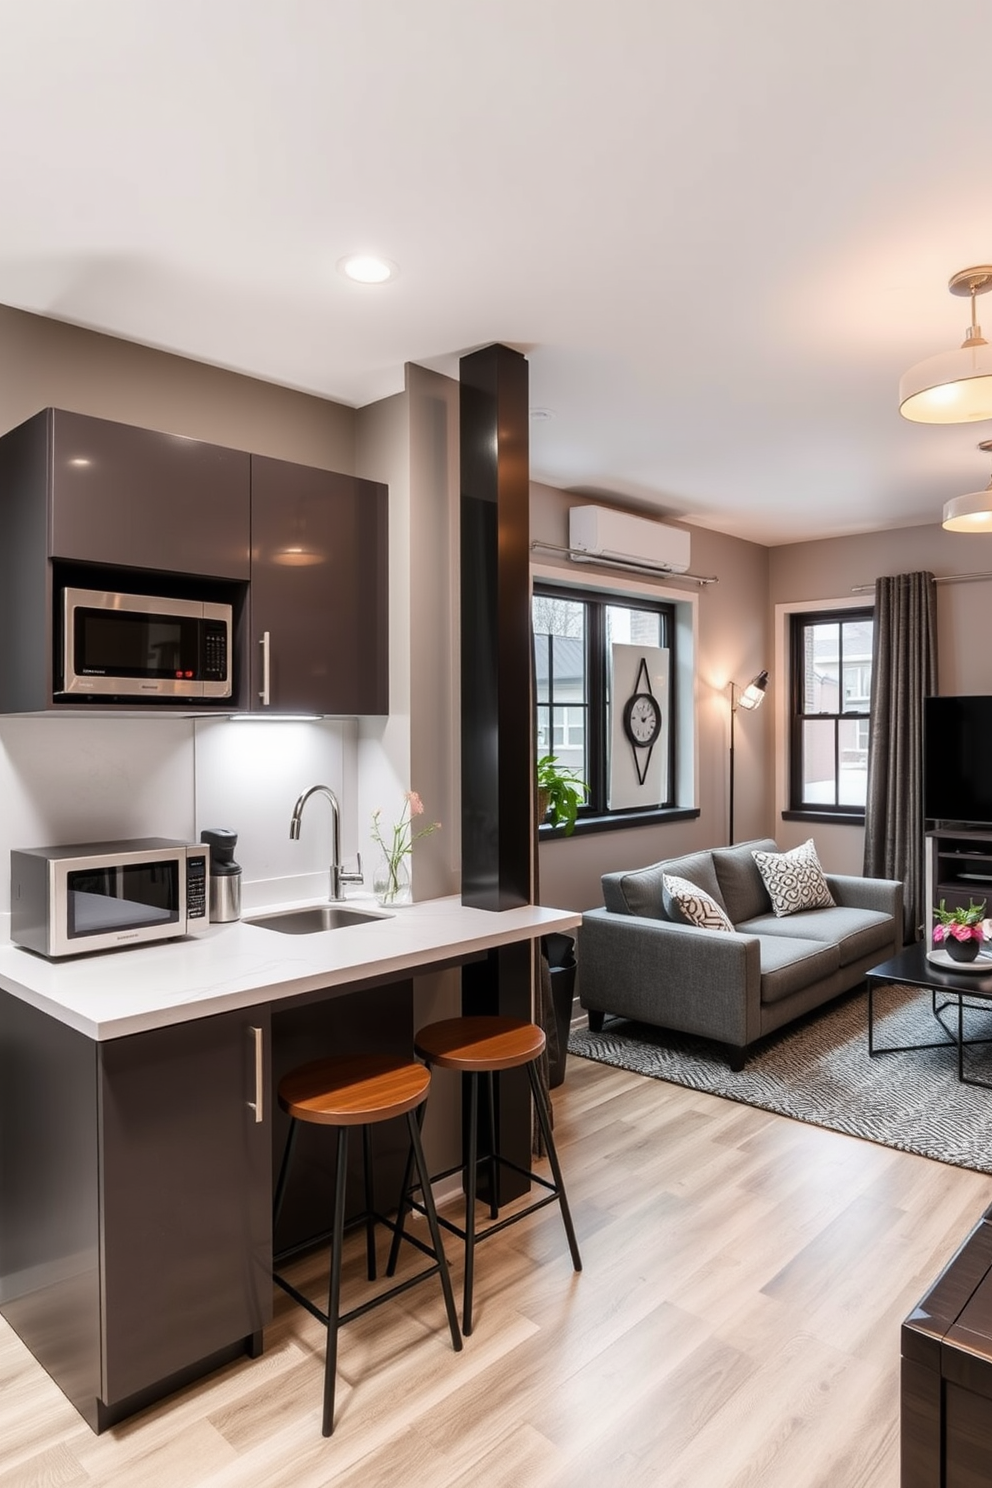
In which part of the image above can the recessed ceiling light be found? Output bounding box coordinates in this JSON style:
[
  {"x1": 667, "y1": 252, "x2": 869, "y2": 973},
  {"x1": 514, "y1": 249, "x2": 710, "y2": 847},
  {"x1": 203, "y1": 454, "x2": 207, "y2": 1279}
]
[{"x1": 338, "y1": 254, "x2": 397, "y2": 285}]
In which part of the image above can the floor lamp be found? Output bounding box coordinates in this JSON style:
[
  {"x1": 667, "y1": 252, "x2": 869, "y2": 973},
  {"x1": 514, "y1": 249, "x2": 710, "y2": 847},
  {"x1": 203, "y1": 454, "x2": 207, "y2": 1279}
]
[{"x1": 729, "y1": 670, "x2": 768, "y2": 845}]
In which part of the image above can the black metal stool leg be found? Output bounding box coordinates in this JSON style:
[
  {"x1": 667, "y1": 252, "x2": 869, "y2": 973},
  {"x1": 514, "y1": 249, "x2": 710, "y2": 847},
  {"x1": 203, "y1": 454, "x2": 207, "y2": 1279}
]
[
  {"x1": 322, "y1": 1125, "x2": 349, "y2": 1438},
  {"x1": 527, "y1": 1062, "x2": 582, "y2": 1273},
  {"x1": 464, "y1": 1070, "x2": 479, "y2": 1335},
  {"x1": 272, "y1": 1118, "x2": 299, "y2": 1232},
  {"x1": 406, "y1": 1111, "x2": 462, "y2": 1353},
  {"x1": 385, "y1": 1106, "x2": 422, "y2": 1278},
  {"x1": 485, "y1": 1070, "x2": 499, "y2": 1219},
  {"x1": 362, "y1": 1125, "x2": 377, "y2": 1281}
]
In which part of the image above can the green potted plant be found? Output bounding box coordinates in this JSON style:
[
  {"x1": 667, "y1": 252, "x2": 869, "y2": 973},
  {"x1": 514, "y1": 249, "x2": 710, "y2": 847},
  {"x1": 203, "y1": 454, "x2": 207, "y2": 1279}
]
[
  {"x1": 932, "y1": 898, "x2": 987, "y2": 963},
  {"x1": 536, "y1": 754, "x2": 588, "y2": 836}
]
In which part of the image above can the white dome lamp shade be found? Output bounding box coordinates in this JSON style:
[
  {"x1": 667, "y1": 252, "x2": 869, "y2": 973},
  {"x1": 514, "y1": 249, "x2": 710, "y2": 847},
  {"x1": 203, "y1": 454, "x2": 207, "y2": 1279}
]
[
  {"x1": 943, "y1": 441, "x2": 992, "y2": 532},
  {"x1": 900, "y1": 267, "x2": 992, "y2": 423}
]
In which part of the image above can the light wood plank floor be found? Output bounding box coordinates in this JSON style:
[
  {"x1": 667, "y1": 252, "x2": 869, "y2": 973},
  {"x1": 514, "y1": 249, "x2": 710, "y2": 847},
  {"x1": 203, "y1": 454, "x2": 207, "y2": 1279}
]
[{"x1": 1, "y1": 1053, "x2": 989, "y2": 1487}]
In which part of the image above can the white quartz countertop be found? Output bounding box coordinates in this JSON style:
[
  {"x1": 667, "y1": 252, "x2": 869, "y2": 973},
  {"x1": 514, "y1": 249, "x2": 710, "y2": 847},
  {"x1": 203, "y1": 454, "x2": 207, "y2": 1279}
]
[{"x1": 0, "y1": 895, "x2": 582, "y2": 1040}]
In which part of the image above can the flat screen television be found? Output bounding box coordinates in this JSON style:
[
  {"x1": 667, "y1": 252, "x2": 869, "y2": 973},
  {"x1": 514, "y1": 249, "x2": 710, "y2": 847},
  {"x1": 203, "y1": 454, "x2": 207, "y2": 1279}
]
[{"x1": 924, "y1": 695, "x2": 992, "y2": 825}]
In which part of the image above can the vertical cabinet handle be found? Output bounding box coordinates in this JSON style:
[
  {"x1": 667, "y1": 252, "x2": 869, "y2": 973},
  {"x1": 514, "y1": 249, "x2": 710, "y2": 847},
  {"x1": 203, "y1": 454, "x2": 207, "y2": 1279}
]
[
  {"x1": 248, "y1": 1025, "x2": 264, "y2": 1124},
  {"x1": 259, "y1": 631, "x2": 271, "y2": 706}
]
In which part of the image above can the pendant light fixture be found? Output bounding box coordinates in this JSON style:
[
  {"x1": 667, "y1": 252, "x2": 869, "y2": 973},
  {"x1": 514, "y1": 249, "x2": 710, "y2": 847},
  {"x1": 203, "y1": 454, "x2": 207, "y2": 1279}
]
[
  {"x1": 899, "y1": 266, "x2": 992, "y2": 423},
  {"x1": 943, "y1": 441, "x2": 992, "y2": 532}
]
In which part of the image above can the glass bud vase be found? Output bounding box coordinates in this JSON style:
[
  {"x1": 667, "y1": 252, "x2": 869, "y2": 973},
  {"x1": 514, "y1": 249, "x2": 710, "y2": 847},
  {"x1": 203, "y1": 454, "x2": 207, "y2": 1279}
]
[{"x1": 373, "y1": 854, "x2": 412, "y2": 908}]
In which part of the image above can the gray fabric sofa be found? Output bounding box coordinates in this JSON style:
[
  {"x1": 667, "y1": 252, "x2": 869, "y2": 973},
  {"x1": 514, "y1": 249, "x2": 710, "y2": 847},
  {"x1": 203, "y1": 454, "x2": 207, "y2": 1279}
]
[{"x1": 578, "y1": 838, "x2": 903, "y2": 1069}]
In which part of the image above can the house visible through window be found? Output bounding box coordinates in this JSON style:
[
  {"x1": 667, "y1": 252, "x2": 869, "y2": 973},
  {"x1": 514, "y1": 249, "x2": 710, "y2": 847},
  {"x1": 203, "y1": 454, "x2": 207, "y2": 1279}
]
[
  {"x1": 790, "y1": 607, "x2": 874, "y2": 815},
  {"x1": 533, "y1": 583, "x2": 676, "y2": 826}
]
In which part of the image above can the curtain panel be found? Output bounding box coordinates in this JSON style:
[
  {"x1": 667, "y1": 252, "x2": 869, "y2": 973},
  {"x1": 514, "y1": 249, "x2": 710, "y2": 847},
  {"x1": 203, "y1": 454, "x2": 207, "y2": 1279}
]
[{"x1": 862, "y1": 570, "x2": 937, "y2": 942}]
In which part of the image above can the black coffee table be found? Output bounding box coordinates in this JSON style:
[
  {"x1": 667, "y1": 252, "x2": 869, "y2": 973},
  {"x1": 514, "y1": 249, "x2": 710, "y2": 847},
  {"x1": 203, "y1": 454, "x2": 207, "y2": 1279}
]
[{"x1": 867, "y1": 942, "x2": 992, "y2": 1088}]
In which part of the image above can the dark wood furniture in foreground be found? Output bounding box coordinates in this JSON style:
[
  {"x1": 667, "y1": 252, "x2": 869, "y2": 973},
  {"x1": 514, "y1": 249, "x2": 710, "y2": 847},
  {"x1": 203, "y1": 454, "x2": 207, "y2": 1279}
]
[
  {"x1": 867, "y1": 943, "x2": 992, "y2": 1087},
  {"x1": 387, "y1": 1015, "x2": 582, "y2": 1336},
  {"x1": 902, "y1": 1202, "x2": 992, "y2": 1487},
  {"x1": 272, "y1": 1053, "x2": 461, "y2": 1437}
]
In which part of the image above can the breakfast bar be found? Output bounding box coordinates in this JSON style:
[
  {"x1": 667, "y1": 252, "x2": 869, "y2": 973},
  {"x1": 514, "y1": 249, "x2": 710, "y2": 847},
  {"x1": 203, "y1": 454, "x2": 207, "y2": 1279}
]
[{"x1": 0, "y1": 897, "x2": 580, "y2": 1432}]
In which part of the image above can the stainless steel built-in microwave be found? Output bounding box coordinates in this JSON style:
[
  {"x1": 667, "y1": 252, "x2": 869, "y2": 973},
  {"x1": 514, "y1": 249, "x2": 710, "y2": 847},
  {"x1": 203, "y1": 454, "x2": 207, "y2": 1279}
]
[
  {"x1": 59, "y1": 587, "x2": 233, "y2": 701},
  {"x1": 10, "y1": 838, "x2": 210, "y2": 958}
]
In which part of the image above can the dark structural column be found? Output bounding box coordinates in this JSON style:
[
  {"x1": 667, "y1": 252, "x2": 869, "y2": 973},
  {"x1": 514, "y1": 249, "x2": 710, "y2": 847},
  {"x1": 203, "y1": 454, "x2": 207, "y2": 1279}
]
[
  {"x1": 459, "y1": 342, "x2": 533, "y2": 911},
  {"x1": 459, "y1": 343, "x2": 533, "y2": 1198}
]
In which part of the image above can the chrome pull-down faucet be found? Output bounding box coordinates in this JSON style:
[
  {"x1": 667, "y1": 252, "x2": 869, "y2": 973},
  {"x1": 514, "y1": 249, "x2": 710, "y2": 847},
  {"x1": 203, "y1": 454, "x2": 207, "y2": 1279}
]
[{"x1": 289, "y1": 785, "x2": 363, "y2": 902}]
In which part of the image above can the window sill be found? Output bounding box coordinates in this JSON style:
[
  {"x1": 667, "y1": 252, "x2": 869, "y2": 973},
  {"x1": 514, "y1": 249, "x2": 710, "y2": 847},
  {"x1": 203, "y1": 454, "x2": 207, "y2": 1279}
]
[
  {"x1": 540, "y1": 806, "x2": 700, "y2": 840},
  {"x1": 781, "y1": 809, "x2": 865, "y2": 827}
]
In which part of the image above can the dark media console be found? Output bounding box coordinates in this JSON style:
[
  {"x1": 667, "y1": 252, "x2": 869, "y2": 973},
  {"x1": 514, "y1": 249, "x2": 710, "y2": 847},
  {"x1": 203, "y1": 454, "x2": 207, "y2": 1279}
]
[{"x1": 926, "y1": 828, "x2": 992, "y2": 953}]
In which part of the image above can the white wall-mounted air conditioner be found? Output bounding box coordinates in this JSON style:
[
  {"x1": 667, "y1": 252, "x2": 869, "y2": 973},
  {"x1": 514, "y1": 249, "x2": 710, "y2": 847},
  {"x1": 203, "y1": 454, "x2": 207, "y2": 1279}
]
[{"x1": 568, "y1": 505, "x2": 691, "y2": 574}]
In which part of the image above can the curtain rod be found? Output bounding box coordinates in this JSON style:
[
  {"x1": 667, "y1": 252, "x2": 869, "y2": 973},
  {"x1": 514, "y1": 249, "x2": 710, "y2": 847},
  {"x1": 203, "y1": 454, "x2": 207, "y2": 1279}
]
[
  {"x1": 530, "y1": 540, "x2": 718, "y2": 586},
  {"x1": 851, "y1": 571, "x2": 992, "y2": 595}
]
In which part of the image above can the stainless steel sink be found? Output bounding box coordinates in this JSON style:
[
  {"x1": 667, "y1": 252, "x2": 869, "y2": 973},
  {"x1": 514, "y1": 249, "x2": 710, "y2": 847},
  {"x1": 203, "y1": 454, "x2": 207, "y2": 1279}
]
[{"x1": 244, "y1": 905, "x2": 391, "y2": 935}]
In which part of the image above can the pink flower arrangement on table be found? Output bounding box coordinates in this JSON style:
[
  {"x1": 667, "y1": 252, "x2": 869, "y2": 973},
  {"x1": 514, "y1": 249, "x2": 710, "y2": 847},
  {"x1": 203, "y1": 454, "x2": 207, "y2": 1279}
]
[{"x1": 932, "y1": 898, "x2": 986, "y2": 943}]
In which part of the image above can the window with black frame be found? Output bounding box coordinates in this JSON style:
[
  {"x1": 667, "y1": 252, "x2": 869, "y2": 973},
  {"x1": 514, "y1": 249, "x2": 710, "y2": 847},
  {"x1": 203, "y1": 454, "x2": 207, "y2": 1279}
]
[
  {"x1": 789, "y1": 607, "x2": 874, "y2": 817},
  {"x1": 533, "y1": 583, "x2": 676, "y2": 828}
]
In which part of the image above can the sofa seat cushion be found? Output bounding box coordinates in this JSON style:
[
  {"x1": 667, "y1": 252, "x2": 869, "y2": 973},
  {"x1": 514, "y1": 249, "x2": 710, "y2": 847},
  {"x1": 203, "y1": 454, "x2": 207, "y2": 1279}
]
[
  {"x1": 607, "y1": 849, "x2": 727, "y2": 919},
  {"x1": 738, "y1": 905, "x2": 895, "y2": 968},
  {"x1": 757, "y1": 935, "x2": 841, "y2": 1005},
  {"x1": 711, "y1": 839, "x2": 778, "y2": 925}
]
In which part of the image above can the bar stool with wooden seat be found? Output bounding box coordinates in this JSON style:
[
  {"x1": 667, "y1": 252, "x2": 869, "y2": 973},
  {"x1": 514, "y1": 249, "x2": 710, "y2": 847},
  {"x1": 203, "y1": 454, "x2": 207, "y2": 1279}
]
[
  {"x1": 272, "y1": 1052, "x2": 462, "y2": 1436},
  {"x1": 387, "y1": 1016, "x2": 582, "y2": 1334}
]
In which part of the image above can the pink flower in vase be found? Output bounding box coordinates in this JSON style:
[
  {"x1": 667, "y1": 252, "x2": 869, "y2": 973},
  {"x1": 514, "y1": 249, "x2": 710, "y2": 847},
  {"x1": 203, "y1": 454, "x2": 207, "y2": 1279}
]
[{"x1": 933, "y1": 924, "x2": 945, "y2": 943}]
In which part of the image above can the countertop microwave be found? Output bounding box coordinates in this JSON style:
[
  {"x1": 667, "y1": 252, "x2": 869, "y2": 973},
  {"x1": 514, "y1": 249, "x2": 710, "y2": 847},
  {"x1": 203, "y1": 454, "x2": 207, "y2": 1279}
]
[
  {"x1": 10, "y1": 838, "x2": 210, "y2": 958},
  {"x1": 59, "y1": 587, "x2": 233, "y2": 701}
]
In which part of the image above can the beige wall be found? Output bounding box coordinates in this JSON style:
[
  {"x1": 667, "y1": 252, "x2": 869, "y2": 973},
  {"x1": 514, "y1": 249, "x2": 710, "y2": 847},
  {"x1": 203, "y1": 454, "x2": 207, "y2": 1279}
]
[
  {"x1": 532, "y1": 484, "x2": 771, "y2": 910},
  {"x1": 769, "y1": 520, "x2": 992, "y2": 874},
  {"x1": 354, "y1": 364, "x2": 460, "y2": 903},
  {"x1": 11, "y1": 302, "x2": 989, "y2": 914},
  {"x1": 0, "y1": 304, "x2": 355, "y2": 469}
]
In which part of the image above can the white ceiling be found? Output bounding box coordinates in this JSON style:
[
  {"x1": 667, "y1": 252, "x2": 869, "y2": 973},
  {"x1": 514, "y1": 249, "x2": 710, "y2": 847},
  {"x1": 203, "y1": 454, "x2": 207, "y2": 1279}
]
[{"x1": 2, "y1": 0, "x2": 992, "y2": 545}]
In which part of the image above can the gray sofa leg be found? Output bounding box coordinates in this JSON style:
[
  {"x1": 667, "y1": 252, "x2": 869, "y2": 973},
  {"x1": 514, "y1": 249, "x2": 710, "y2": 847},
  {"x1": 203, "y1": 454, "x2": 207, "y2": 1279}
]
[
  {"x1": 727, "y1": 1045, "x2": 746, "y2": 1072},
  {"x1": 587, "y1": 1009, "x2": 605, "y2": 1033}
]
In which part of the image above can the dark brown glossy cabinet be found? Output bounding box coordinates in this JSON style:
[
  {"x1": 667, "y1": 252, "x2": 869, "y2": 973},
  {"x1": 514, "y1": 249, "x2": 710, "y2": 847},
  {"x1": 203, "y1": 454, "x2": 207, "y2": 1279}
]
[
  {"x1": 0, "y1": 408, "x2": 389, "y2": 715},
  {"x1": 48, "y1": 409, "x2": 251, "y2": 579},
  {"x1": 250, "y1": 454, "x2": 388, "y2": 715},
  {"x1": 0, "y1": 993, "x2": 272, "y2": 1431}
]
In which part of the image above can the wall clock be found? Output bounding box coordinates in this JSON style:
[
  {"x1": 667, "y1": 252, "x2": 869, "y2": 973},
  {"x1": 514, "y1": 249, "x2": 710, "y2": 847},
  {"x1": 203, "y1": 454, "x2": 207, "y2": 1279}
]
[{"x1": 622, "y1": 656, "x2": 661, "y2": 786}]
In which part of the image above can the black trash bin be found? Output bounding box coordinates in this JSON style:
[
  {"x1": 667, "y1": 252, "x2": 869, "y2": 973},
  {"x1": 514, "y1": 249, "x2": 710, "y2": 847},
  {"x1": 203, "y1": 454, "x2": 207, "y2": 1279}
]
[{"x1": 542, "y1": 932, "x2": 577, "y2": 1088}]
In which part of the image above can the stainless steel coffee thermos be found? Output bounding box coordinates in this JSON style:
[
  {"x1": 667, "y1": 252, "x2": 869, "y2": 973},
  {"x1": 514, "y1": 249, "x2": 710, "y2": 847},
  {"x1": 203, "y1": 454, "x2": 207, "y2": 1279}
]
[{"x1": 200, "y1": 827, "x2": 242, "y2": 923}]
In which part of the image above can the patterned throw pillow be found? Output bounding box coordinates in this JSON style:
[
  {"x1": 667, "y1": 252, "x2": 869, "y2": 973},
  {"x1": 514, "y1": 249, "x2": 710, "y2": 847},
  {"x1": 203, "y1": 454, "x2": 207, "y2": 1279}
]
[
  {"x1": 661, "y1": 873, "x2": 735, "y2": 932},
  {"x1": 751, "y1": 839, "x2": 835, "y2": 918}
]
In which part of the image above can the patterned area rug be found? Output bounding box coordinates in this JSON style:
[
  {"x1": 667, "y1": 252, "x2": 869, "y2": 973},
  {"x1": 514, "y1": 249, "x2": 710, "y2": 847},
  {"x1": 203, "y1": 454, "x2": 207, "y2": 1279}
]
[{"x1": 568, "y1": 983, "x2": 992, "y2": 1174}]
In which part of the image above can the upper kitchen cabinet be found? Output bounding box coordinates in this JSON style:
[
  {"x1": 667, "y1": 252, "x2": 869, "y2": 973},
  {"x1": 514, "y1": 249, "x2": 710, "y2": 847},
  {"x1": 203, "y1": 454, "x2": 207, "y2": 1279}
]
[
  {"x1": 47, "y1": 409, "x2": 251, "y2": 579},
  {"x1": 249, "y1": 455, "x2": 388, "y2": 715}
]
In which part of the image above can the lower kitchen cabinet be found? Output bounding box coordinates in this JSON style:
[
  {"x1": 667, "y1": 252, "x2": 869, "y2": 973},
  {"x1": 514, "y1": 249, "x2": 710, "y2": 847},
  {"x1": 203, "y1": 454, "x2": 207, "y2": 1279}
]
[{"x1": 0, "y1": 993, "x2": 272, "y2": 1431}]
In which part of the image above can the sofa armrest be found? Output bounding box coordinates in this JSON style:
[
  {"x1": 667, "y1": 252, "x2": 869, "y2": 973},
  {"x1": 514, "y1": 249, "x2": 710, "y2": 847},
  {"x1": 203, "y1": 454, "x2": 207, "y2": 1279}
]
[
  {"x1": 577, "y1": 908, "x2": 764, "y2": 1048},
  {"x1": 825, "y1": 873, "x2": 902, "y2": 925}
]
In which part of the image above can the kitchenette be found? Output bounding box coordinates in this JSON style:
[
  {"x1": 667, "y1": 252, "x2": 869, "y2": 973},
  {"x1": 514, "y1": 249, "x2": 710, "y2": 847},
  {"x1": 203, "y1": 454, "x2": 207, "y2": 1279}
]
[
  {"x1": 0, "y1": 888, "x2": 578, "y2": 1432},
  {"x1": 0, "y1": 392, "x2": 573, "y2": 1434}
]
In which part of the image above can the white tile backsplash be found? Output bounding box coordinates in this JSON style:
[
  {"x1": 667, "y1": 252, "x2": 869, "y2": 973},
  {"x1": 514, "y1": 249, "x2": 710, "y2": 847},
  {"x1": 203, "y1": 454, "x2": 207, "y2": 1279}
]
[
  {"x1": 0, "y1": 714, "x2": 358, "y2": 931},
  {"x1": 195, "y1": 717, "x2": 356, "y2": 905}
]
